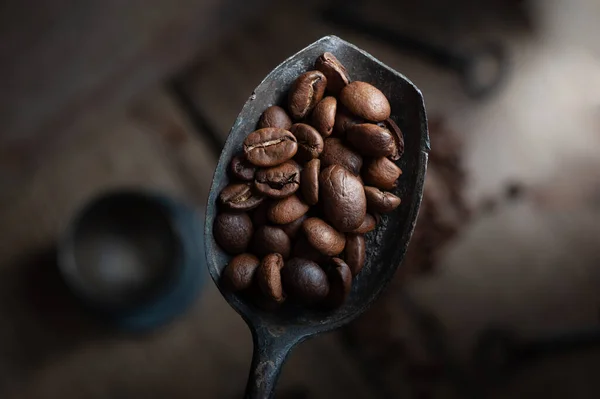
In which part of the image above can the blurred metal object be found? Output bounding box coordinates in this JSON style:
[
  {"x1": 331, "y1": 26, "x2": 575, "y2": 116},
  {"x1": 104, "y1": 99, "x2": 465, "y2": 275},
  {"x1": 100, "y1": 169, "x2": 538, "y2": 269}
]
[
  {"x1": 58, "y1": 190, "x2": 206, "y2": 331},
  {"x1": 323, "y1": 7, "x2": 509, "y2": 99}
]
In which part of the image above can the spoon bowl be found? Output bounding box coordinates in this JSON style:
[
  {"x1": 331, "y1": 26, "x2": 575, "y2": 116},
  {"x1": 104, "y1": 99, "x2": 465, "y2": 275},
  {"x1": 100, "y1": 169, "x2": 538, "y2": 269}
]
[{"x1": 205, "y1": 35, "x2": 429, "y2": 398}]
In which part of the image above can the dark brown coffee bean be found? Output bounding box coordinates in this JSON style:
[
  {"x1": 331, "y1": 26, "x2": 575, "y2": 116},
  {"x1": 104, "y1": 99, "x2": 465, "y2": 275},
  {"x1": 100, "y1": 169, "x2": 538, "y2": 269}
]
[
  {"x1": 219, "y1": 183, "x2": 264, "y2": 211},
  {"x1": 282, "y1": 258, "x2": 329, "y2": 305},
  {"x1": 251, "y1": 226, "x2": 291, "y2": 259},
  {"x1": 292, "y1": 236, "x2": 329, "y2": 264},
  {"x1": 310, "y1": 96, "x2": 337, "y2": 137},
  {"x1": 244, "y1": 128, "x2": 298, "y2": 167},
  {"x1": 364, "y1": 186, "x2": 402, "y2": 213},
  {"x1": 344, "y1": 235, "x2": 365, "y2": 276},
  {"x1": 383, "y1": 118, "x2": 404, "y2": 160},
  {"x1": 346, "y1": 123, "x2": 396, "y2": 157},
  {"x1": 340, "y1": 81, "x2": 391, "y2": 122},
  {"x1": 290, "y1": 123, "x2": 323, "y2": 163},
  {"x1": 288, "y1": 70, "x2": 327, "y2": 120},
  {"x1": 320, "y1": 165, "x2": 367, "y2": 232},
  {"x1": 324, "y1": 258, "x2": 352, "y2": 308},
  {"x1": 254, "y1": 161, "x2": 300, "y2": 199},
  {"x1": 315, "y1": 52, "x2": 350, "y2": 95},
  {"x1": 257, "y1": 253, "x2": 285, "y2": 303},
  {"x1": 320, "y1": 138, "x2": 363, "y2": 175},
  {"x1": 280, "y1": 214, "x2": 307, "y2": 239},
  {"x1": 302, "y1": 217, "x2": 346, "y2": 256},
  {"x1": 363, "y1": 157, "x2": 402, "y2": 190},
  {"x1": 257, "y1": 105, "x2": 292, "y2": 130},
  {"x1": 251, "y1": 200, "x2": 270, "y2": 226},
  {"x1": 333, "y1": 106, "x2": 362, "y2": 137},
  {"x1": 267, "y1": 194, "x2": 310, "y2": 225},
  {"x1": 222, "y1": 253, "x2": 260, "y2": 291},
  {"x1": 229, "y1": 154, "x2": 256, "y2": 181},
  {"x1": 301, "y1": 158, "x2": 319, "y2": 205},
  {"x1": 349, "y1": 213, "x2": 377, "y2": 234},
  {"x1": 214, "y1": 212, "x2": 253, "y2": 254}
]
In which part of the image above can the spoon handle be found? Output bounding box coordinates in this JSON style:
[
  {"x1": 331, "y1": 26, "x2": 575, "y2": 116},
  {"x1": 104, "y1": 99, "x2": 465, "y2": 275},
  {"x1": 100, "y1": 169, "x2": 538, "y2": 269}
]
[{"x1": 244, "y1": 327, "x2": 300, "y2": 399}]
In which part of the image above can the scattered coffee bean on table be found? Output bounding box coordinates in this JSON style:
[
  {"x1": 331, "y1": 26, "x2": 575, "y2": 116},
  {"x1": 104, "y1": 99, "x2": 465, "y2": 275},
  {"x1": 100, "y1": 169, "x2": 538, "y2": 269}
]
[{"x1": 217, "y1": 52, "x2": 405, "y2": 310}]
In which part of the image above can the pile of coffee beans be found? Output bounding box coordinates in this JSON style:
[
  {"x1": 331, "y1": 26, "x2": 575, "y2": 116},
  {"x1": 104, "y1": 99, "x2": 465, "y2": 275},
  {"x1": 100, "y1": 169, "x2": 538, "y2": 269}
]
[{"x1": 215, "y1": 52, "x2": 404, "y2": 310}]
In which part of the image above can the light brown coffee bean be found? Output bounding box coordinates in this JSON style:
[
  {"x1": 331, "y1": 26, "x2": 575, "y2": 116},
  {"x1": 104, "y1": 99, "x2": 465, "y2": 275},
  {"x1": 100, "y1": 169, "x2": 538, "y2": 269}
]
[
  {"x1": 244, "y1": 128, "x2": 298, "y2": 167},
  {"x1": 301, "y1": 158, "x2": 319, "y2": 205},
  {"x1": 219, "y1": 183, "x2": 264, "y2": 211},
  {"x1": 280, "y1": 214, "x2": 307, "y2": 240},
  {"x1": 324, "y1": 258, "x2": 352, "y2": 308},
  {"x1": 251, "y1": 226, "x2": 291, "y2": 259},
  {"x1": 364, "y1": 186, "x2": 402, "y2": 213},
  {"x1": 346, "y1": 123, "x2": 396, "y2": 157},
  {"x1": 320, "y1": 137, "x2": 363, "y2": 175},
  {"x1": 257, "y1": 253, "x2": 285, "y2": 303},
  {"x1": 320, "y1": 165, "x2": 367, "y2": 232},
  {"x1": 302, "y1": 217, "x2": 346, "y2": 256},
  {"x1": 315, "y1": 52, "x2": 350, "y2": 94},
  {"x1": 349, "y1": 213, "x2": 377, "y2": 234},
  {"x1": 310, "y1": 96, "x2": 337, "y2": 137},
  {"x1": 257, "y1": 105, "x2": 292, "y2": 130},
  {"x1": 383, "y1": 118, "x2": 404, "y2": 160},
  {"x1": 229, "y1": 154, "x2": 256, "y2": 181},
  {"x1": 267, "y1": 194, "x2": 310, "y2": 224},
  {"x1": 214, "y1": 212, "x2": 253, "y2": 254},
  {"x1": 222, "y1": 253, "x2": 260, "y2": 291},
  {"x1": 281, "y1": 258, "x2": 329, "y2": 305},
  {"x1": 340, "y1": 81, "x2": 391, "y2": 122},
  {"x1": 344, "y1": 234, "x2": 365, "y2": 276},
  {"x1": 288, "y1": 70, "x2": 327, "y2": 120},
  {"x1": 333, "y1": 106, "x2": 362, "y2": 136},
  {"x1": 290, "y1": 123, "x2": 323, "y2": 163},
  {"x1": 254, "y1": 161, "x2": 300, "y2": 199},
  {"x1": 363, "y1": 157, "x2": 402, "y2": 190}
]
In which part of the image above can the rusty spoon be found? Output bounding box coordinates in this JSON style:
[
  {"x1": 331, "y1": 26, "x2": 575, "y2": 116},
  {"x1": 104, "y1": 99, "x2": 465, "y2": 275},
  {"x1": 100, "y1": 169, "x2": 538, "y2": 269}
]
[{"x1": 204, "y1": 35, "x2": 429, "y2": 399}]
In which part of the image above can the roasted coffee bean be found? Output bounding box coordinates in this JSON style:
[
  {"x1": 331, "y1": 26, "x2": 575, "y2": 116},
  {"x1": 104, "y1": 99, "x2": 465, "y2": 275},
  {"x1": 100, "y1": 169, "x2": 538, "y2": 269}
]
[
  {"x1": 320, "y1": 165, "x2": 367, "y2": 232},
  {"x1": 288, "y1": 70, "x2": 327, "y2": 120},
  {"x1": 363, "y1": 157, "x2": 402, "y2": 190},
  {"x1": 320, "y1": 138, "x2": 363, "y2": 175},
  {"x1": 333, "y1": 106, "x2": 362, "y2": 136},
  {"x1": 290, "y1": 123, "x2": 323, "y2": 163},
  {"x1": 350, "y1": 213, "x2": 377, "y2": 234},
  {"x1": 292, "y1": 236, "x2": 329, "y2": 264},
  {"x1": 282, "y1": 258, "x2": 329, "y2": 305},
  {"x1": 214, "y1": 212, "x2": 253, "y2": 254},
  {"x1": 344, "y1": 234, "x2": 366, "y2": 276},
  {"x1": 364, "y1": 186, "x2": 402, "y2": 213},
  {"x1": 280, "y1": 214, "x2": 307, "y2": 239},
  {"x1": 229, "y1": 154, "x2": 256, "y2": 181},
  {"x1": 315, "y1": 52, "x2": 350, "y2": 94},
  {"x1": 257, "y1": 105, "x2": 292, "y2": 130},
  {"x1": 267, "y1": 194, "x2": 310, "y2": 225},
  {"x1": 340, "y1": 81, "x2": 391, "y2": 122},
  {"x1": 324, "y1": 258, "x2": 352, "y2": 308},
  {"x1": 301, "y1": 158, "x2": 319, "y2": 205},
  {"x1": 244, "y1": 128, "x2": 298, "y2": 167},
  {"x1": 310, "y1": 96, "x2": 337, "y2": 137},
  {"x1": 257, "y1": 253, "x2": 285, "y2": 303},
  {"x1": 222, "y1": 253, "x2": 260, "y2": 291},
  {"x1": 219, "y1": 183, "x2": 264, "y2": 211},
  {"x1": 254, "y1": 161, "x2": 300, "y2": 199},
  {"x1": 383, "y1": 118, "x2": 404, "y2": 160},
  {"x1": 302, "y1": 217, "x2": 346, "y2": 256},
  {"x1": 251, "y1": 225, "x2": 291, "y2": 259},
  {"x1": 346, "y1": 123, "x2": 396, "y2": 157}
]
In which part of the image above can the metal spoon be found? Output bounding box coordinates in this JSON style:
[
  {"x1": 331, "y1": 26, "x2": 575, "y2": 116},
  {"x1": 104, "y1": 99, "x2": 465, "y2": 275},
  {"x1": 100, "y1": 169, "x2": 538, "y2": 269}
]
[{"x1": 204, "y1": 35, "x2": 430, "y2": 399}]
